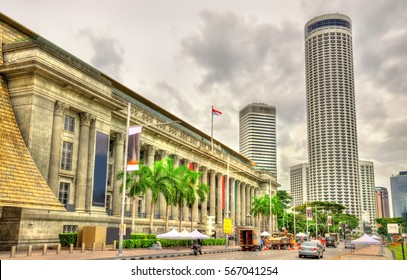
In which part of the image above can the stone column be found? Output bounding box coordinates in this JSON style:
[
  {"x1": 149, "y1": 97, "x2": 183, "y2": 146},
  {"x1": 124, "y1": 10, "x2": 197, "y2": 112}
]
[
  {"x1": 171, "y1": 155, "x2": 180, "y2": 221},
  {"x1": 250, "y1": 187, "x2": 255, "y2": 226},
  {"x1": 209, "y1": 170, "x2": 216, "y2": 217},
  {"x1": 85, "y1": 117, "x2": 97, "y2": 212},
  {"x1": 230, "y1": 178, "x2": 236, "y2": 226},
  {"x1": 112, "y1": 132, "x2": 124, "y2": 216},
  {"x1": 200, "y1": 166, "x2": 208, "y2": 222},
  {"x1": 145, "y1": 145, "x2": 156, "y2": 218},
  {"x1": 182, "y1": 159, "x2": 190, "y2": 222},
  {"x1": 236, "y1": 181, "x2": 241, "y2": 226},
  {"x1": 246, "y1": 185, "x2": 251, "y2": 225},
  {"x1": 74, "y1": 112, "x2": 93, "y2": 212},
  {"x1": 192, "y1": 163, "x2": 199, "y2": 224},
  {"x1": 48, "y1": 101, "x2": 69, "y2": 195},
  {"x1": 241, "y1": 183, "x2": 246, "y2": 225},
  {"x1": 216, "y1": 173, "x2": 223, "y2": 224},
  {"x1": 158, "y1": 150, "x2": 168, "y2": 220}
]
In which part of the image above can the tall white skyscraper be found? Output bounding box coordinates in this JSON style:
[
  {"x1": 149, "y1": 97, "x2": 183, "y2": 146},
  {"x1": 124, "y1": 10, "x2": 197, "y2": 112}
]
[
  {"x1": 239, "y1": 103, "x2": 277, "y2": 177},
  {"x1": 305, "y1": 14, "x2": 361, "y2": 219},
  {"x1": 359, "y1": 161, "x2": 377, "y2": 232},
  {"x1": 290, "y1": 163, "x2": 309, "y2": 207}
]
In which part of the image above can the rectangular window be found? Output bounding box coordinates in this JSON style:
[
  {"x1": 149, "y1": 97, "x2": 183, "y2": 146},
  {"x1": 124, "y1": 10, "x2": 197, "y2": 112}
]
[
  {"x1": 58, "y1": 182, "x2": 69, "y2": 205},
  {"x1": 107, "y1": 164, "x2": 113, "y2": 187},
  {"x1": 61, "y1": 141, "x2": 73, "y2": 170},
  {"x1": 64, "y1": 115, "x2": 75, "y2": 133}
]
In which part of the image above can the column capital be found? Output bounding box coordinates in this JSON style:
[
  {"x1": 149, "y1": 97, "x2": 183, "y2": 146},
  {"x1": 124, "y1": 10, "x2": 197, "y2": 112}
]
[
  {"x1": 79, "y1": 112, "x2": 95, "y2": 126},
  {"x1": 146, "y1": 144, "x2": 157, "y2": 154},
  {"x1": 114, "y1": 132, "x2": 125, "y2": 144},
  {"x1": 54, "y1": 100, "x2": 69, "y2": 116}
]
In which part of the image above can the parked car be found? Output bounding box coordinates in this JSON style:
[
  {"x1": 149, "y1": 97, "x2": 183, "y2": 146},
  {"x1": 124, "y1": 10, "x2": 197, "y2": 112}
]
[
  {"x1": 298, "y1": 241, "x2": 324, "y2": 259},
  {"x1": 344, "y1": 240, "x2": 355, "y2": 249},
  {"x1": 325, "y1": 237, "x2": 337, "y2": 248}
]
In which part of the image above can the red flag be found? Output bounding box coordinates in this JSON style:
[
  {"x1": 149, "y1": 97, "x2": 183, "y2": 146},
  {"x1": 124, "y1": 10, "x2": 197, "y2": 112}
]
[{"x1": 212, "y1": 107, "x2": 222, "y2": 116}]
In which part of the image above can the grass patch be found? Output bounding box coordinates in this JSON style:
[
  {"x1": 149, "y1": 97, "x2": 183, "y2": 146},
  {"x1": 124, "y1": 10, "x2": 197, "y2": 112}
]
[{"x1": 388, "y1": 243, "x2": 407, "y2": 260}]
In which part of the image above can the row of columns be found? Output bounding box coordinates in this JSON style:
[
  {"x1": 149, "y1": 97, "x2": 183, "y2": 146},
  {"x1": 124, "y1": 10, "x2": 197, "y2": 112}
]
[
  {"x1": 47, "y1": 100, "x2": 259, "y2": 228},
  {"x1": 48, "y1": 101, "x2": 96, "y2": 212}
]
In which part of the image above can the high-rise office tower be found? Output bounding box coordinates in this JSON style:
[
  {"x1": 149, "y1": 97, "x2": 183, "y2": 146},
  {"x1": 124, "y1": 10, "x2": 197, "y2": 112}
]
[
  {"x1": 239, "y1": 103, "x2": 277, "y2": 177},
  {"x1": 290, "y1": 163, "x2": 309, "y2": 207},
  {"x1": 304, "y1": 14, "x2": 361, "y2": 218},
  {"x1": 359, "y1": 161, "x2": 377, "y2": 232},
  {"x1": 375, "y1": 187, "x2": 390, "y2": 218},
  {"x1": 390, "y1": 171, "x2": 407, "y2": 218}
]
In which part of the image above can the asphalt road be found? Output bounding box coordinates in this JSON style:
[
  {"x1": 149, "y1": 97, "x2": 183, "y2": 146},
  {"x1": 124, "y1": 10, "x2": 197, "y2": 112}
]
[{"x1": 151, "y1": 246, "x2": 350, "y2": 260}]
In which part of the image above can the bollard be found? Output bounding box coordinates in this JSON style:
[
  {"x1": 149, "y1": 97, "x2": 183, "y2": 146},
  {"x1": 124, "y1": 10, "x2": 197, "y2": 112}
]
[
  {"x1": 102, "y1": 242, "x2": 106, "y2": 251},
  {"x1": 10, "y1": 246, "x2": 16, "y2": 258},
  {"x1": 69, "y1": 243, "x2": 73, "y2": 254},
  {"x1": 92, "y1": 242, "x2": 96, "y2": 252},
  {"x1": 57, "y1": 244, "x2": 61, "y2": 255},
  {"x1": 113, "y1": 240, "x2": 117, "y2": 250},
  {"x1": 27, "y1": 245, "x2": 32, "y2": 257},
  {"x1": 81, "y1": 243, "x2": 85, "y2": 253},
  {"x1": 42, "y1": 244, "x2": 48, "y2": 256}
]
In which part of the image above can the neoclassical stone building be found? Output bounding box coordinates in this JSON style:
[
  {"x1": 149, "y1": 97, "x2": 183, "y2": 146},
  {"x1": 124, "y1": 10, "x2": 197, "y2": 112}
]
[{"x1": 0, "y1": 13, "x2": 279, "y2": 249}]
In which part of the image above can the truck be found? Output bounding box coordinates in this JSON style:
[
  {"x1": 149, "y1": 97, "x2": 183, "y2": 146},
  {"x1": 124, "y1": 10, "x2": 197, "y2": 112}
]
[
  {"x1": 325, "y1": 233, "x2": 340, "y2": 248},
  {"x1": 268, "y1": 232, "x2": 292, "y2": 250},
  {"x1": 237, "y1": 226, "x2": 261, "y2": 251}
]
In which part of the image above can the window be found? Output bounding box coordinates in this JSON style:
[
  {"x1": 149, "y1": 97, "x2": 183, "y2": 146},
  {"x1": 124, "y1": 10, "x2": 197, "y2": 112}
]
[
  {"x1": 58, "y1": 182, "x2": 69, "y2": 205},
  {"x1": 64, "y1": 115, "x2": 75, "y2": 133},
  {"x1": 61, "y1": 141, "x2": 73, "y2": 170}
]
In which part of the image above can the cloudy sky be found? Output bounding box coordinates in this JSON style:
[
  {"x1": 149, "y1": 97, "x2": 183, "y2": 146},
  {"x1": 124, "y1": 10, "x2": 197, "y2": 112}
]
[{"x1": 2, "y1": 0, "x2": 406, "y2": 195}]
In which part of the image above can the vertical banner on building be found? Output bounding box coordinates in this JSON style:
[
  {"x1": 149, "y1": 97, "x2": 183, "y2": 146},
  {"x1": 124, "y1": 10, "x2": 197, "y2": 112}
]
[
  {"x1": 306, "y1": 207, "x2": 312, "y2": 220},
  {"x1": 127, "y1": 126, "x2": 142, "y2": 171},
  {"x1": 327, "y1": 215, "x2": 332, "y2": 226}
]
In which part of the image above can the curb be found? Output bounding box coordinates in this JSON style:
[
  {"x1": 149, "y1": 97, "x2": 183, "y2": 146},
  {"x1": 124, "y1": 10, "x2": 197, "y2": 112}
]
[{"x1": 101, "y1": 248, "x2": 242, "y2": 260}]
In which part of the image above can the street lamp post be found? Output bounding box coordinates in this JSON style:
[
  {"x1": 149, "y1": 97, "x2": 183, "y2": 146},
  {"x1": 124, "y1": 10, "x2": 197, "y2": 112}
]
[
  {"x1": 117, "y1": 103, "x2": 181, "y2": 257},
  {"x1": 117, "y1": 102, "x2": 131, "y2": 257},
  {"x1": 269, "y1": 179, "x2": 272, "y2": 234}
]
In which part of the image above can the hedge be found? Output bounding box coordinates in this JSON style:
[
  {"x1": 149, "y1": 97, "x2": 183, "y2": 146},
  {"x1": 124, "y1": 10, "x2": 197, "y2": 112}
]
[{"x1": 58, "y1": 233, "x2": 78, "y2": 247}]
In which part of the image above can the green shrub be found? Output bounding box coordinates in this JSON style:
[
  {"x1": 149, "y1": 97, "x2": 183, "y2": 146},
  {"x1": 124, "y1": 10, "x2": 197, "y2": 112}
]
[
  {"x1": 58, "y1": 233, "x2": 78, "y2": 247},
  {"x1": 130, "y1": 233, "x2": 147, "y2": 240}
]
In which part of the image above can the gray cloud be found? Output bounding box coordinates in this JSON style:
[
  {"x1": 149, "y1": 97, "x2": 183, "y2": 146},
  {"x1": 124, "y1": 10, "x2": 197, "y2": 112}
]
[{"x1": 78, "y1": 29, "x2": 125, "y2": 80}]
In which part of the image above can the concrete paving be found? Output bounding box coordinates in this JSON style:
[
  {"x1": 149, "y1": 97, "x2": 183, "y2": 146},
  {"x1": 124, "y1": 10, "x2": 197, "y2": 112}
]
[{"x1": 0, "y1": 244, "x2": 394, "y2": 260}]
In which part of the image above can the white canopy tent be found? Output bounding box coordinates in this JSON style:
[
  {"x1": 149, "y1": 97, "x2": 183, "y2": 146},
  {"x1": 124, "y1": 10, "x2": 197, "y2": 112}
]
[
  {"x1": 190, "y1": 229, "x2": 211, "y2": 239},
  {"x1": 260, "y1": 231, "x2": 271, "y2": 237},
  {"x1": 156, "y1": 229, "x2": 180, "y2": 239},
  {"x1": 350, "y1": 234, "x2": 384, "y2": 256},
  {"x1": 351, "y1": 234, "x2": 382, "y2": 245}
]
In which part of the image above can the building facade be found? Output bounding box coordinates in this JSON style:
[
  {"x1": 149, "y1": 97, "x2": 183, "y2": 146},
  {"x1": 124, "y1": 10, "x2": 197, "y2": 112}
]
[
  {"x1": 375, "y1": 187, "x2": 390, "y2": 218},
  {"x1": 304, "y1": 14, "x2": 361, "y2": 219},
  {"x1": 239, "y1": 103, "x2": 277, "y2": 177},
  {"x1": 0, "y1": 13, "x2": 279, "y2": 249},
  {"x1": 390, "y1": 171, "x2": 407, "y2": 219},
  {"x1": 359, "y1": 161, "x2": 377, "y2": 232},
  {"x1": 289, "y1": 163, "x2": 309, "y2": 207}
]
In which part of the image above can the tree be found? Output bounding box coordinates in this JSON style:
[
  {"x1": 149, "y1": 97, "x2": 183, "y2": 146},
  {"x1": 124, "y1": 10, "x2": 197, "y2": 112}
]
[
  {"x1": 116, "y1": 162, "x2": 151, "y2": 233},
  {"x1": 174, "y1": 165, "x2": 209, "y2": 231},
  {"x1": 141, "y1": 159, "x2": 176, "y2": 234},
  {"x1": 251, "y1": 195, "x2": 269, "y2": 231}
]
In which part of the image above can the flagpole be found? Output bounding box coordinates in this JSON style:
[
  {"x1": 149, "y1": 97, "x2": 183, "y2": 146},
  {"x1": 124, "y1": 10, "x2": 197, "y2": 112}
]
[
  {"x1": 211, "y1": 105, "x2": 214, "y2": 153},
  {"x1": 118, "y1": 101, "x2": 131, "y2": 256}
]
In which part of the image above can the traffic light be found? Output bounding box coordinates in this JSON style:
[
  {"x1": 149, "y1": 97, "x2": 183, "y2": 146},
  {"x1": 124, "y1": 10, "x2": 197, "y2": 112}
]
[{"x1": 205, "y1": 216, "x2": 215, "y2": 236}]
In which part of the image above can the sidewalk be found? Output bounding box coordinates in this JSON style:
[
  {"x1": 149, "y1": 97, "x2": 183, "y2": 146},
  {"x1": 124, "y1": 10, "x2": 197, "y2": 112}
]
[
  {"x1": 334, "y1": 244, "x2": 393, "y2": 260},
  {"x1": 0, "y1": 245, "x2": 242, "y2": 260},
  {"x1": 0, "y1": 244, "x2": 394, "y2": 260}
]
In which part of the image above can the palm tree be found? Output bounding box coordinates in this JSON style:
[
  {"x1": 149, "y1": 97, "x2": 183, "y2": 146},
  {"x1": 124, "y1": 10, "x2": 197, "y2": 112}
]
[
  {"x1": 174, "y1": 165, "x2": 209, "y2": 231},
  {"x1": 141, "y1": 159, "x2": 175, "y2": 234},
  {"x1": 251, "y1": 195, "x2": 269, "y2": 231},
  {"x1": 116, "y1": 162, "x2": 150, "y2": 233},
  {"x1": 160, "y1": 157, "x2": 181, "y2": 232}
]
